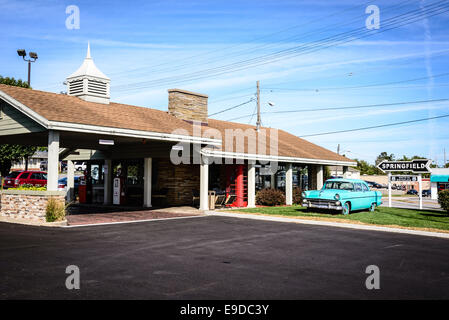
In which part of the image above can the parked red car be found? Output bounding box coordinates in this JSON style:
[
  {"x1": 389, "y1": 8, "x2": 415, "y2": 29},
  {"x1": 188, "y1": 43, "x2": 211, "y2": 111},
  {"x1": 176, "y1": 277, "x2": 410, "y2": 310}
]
[{"x1": 2, "y1": 171, "x2": 47, "y2": 189}]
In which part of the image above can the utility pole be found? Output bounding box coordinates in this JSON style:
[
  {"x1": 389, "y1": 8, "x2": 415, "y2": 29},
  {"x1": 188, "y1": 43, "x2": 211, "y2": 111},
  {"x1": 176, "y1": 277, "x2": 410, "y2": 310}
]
[{"x1": 256, "y1": 80, "x2": 261, "y2": 131}]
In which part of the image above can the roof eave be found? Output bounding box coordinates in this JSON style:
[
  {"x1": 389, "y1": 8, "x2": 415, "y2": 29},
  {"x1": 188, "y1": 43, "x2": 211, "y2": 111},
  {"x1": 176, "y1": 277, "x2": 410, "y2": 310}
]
[{"x1": 201, "y1": 149, "x2": 357, "y2": 166}]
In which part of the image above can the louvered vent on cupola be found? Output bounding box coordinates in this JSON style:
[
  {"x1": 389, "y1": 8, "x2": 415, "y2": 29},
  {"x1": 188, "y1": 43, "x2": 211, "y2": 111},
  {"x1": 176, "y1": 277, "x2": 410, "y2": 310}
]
[{"x1": 66, "y1": 42, "x2": 111, "y2": 104}]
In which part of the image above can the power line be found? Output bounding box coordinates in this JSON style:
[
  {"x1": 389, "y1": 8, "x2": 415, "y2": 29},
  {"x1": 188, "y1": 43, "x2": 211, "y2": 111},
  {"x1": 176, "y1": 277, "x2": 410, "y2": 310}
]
[
  {"x1": 208, "y1": 99, "x2": 255, "y2": 117},
  {"x1": 225, "y1": 98, "x2": 448, "y2": 121},
  {"x1": 299, "y1": 114, "x2": 449, "y2": 138},
  {"x1": 264, "y1": 71, "x2": 449, "y2": 92},
  {"x1": 113, "y1": 1, "x2": 449, "y2": 92},
  {"x1": 104, "y1": 0, "x2": 379, "y2": 79}
]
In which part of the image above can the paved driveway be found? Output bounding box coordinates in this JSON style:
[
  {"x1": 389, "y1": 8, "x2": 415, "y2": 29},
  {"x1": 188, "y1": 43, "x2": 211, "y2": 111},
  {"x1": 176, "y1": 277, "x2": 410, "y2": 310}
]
[{"x1": 1, "y1": 216, "x2": 449, "y2": 299}]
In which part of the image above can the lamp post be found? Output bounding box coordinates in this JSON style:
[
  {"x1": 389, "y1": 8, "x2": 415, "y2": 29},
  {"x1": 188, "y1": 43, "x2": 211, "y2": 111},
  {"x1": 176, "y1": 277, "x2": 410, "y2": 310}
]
[{"x1": 17, "y1": 49, "x2": 38, "y2": 86}]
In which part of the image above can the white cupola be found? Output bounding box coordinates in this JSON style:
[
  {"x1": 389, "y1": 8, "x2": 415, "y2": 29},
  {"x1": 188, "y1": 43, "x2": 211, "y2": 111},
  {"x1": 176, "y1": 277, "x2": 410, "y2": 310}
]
[{"x1": 66, "y1": 42, "x2": 110, "y2": 104}]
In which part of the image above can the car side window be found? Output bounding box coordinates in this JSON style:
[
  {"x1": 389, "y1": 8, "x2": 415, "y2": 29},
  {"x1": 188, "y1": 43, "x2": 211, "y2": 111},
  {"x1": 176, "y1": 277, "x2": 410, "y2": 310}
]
[
  {"x1": 30, "y1": 173, "x2": 40, "y2": 179},
  {"x1": 355, "y1": 183, "x2": 362, "y2": 192},
  {"x1": 41, "y1": 173, "x2": 47, "y2": 180},
  {"x1": 362, "y1": 184, "x2": 369, "y2": 192}
]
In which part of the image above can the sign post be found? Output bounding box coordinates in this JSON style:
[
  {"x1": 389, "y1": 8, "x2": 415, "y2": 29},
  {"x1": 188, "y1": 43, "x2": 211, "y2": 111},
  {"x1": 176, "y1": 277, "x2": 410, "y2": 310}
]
[
  {"x1": 418, "y1": 174, "x2": 423, "y2": 210},
  {"x1": 388, "y1": 172, "x2": 392, "y2": 208},
  {"x1": 377, "y1": 159, "x2": 430, "y2": 210}
]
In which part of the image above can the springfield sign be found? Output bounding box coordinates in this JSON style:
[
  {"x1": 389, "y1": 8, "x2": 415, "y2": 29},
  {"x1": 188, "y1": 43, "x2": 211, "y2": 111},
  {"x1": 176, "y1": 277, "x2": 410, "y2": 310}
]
[{"x1": 377, "y1": 159, "x2": 431, "y2": 173}]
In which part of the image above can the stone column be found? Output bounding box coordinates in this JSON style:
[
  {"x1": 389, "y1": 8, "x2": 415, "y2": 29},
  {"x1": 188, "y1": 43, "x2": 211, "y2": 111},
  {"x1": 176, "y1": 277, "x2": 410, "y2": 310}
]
[
  {"x1": 199, "y1": 157, "x2": 209, "y2": 211},
  {"x1": 286, "y1": 163, "x2": 293, "y2": 205},
  {"x1": 67, "y1": 160, "x2": 75, "y2": 201},
  {"x1": 247, "y1": 161, "x2": 256, "y2": 208},
  {"x1": 143, "y1": 158, "x2": 152, "y2": 208},
  {"x1": 103, "y1": 159, "x2": 112, "y2": 205},
  {"x1": 47, "y1": 130, "x2": 59, "y2": 191}
]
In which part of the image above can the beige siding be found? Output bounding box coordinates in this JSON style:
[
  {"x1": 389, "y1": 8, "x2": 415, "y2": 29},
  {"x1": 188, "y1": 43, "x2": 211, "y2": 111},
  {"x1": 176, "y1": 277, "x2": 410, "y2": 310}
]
[{"x1": 0, "y1": 101, "x2": 45, "y2": 136}]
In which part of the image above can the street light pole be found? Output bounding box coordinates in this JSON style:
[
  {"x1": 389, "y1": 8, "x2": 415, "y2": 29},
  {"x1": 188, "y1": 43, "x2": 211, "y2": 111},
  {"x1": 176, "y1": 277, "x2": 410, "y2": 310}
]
[{"x1": 17, "y1": 49, "x2": 38, "y2": 86}]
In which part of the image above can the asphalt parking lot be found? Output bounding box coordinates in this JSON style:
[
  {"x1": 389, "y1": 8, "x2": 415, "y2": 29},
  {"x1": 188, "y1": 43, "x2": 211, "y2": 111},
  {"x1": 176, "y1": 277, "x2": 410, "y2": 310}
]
[{"x1": 1, "y1": 216, "x2": 449, "y2": 299}]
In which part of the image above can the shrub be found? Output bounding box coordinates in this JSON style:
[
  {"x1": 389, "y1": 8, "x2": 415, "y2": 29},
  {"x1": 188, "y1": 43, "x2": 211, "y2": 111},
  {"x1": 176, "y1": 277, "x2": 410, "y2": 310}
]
[
  {"x1": 438, "y1": 190, "x2": 449, "y2": 213},
  {"x1": 256, "y1": 188, "x2": 286, "y2": 206},
  {"x1": 46, "y1": 197, "x2": 66, "y2": 222},
  {"x1": 292, "y1": 187, "x2": 303, "y2": 205}
]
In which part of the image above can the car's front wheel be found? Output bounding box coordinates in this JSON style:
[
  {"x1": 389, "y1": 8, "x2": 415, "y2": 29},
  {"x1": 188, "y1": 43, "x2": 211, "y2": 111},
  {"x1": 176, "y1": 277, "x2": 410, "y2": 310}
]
[
  {"x1": 369, "y1": 203, "x2": 376, "y2": 212},
  {"x1": 342, "y1": 202, "x2": 350, "y2": 215}
]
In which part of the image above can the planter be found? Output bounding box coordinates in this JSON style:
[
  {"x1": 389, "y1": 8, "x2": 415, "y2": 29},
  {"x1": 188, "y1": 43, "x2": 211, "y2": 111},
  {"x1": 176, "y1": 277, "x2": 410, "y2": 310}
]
[{"x1": 0, "y1": 190, "x2": 66, "y2": 224}]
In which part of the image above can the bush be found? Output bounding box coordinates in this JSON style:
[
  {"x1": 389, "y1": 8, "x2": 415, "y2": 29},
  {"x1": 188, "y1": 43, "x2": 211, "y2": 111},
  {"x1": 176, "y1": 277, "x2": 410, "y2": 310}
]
[
  {"x1": 438, "y1": 190, "x2": 449, "y2": 213},
  {"x1": 292, "y1": 187, "x2": 303, "y2": 205},
  {"x1": 46, "y1": 197, "x2": 66, "y2": 222},
  {"x1": 256, "y1": 188, "x2": 286, "y2": 206}
]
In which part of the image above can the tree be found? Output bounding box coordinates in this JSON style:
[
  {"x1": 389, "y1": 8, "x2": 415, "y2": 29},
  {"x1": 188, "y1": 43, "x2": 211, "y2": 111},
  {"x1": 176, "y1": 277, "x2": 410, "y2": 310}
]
[
  {"x1": 0, "y1": 75, "x2": 30, "y2": 88},
  {"x1": 0, "y1": 145, "x2": 37, "y2": 177},
  {"x1": 355, "y1": 159, "x2": 377, "y2": 175},
  {"x1": 0, "y1": 75, "x2": 36, "y2": 177}
]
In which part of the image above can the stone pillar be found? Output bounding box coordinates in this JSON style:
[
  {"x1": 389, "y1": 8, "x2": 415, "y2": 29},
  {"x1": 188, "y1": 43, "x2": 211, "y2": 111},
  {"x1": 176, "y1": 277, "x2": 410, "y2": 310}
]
[
  {"x1": 286, "y1": 163, "x2": 293, "y2": 205},
  {"x1": 67, "y1": 160, "x2": 75, "y2": 201},
  {"x1": 199, "y1": 157, "x2": 209, "y2": 211},
  {"x1": 103, "y1": 159, "x2": 112, "y2": 205},
  {"x1": 247, "y1": 161, "x2": 256, "y2": 208},
  {"x1": 47, "y1": 130, "x2": 59, "y2": 191},
  {"x1": 143, "y1": 158, "x2": 152, "y2": 208}
]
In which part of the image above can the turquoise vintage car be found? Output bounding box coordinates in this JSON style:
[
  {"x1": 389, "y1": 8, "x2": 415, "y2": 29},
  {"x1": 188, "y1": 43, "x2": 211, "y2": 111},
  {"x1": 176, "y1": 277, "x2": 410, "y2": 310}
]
[{"x1": 302, "y1": 178, "x2": 382, "y2": 215}]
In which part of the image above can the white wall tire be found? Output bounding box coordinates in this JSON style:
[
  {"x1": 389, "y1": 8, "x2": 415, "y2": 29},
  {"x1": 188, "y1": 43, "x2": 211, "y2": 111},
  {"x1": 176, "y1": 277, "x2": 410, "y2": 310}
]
[{"x1": 342, "y1": 202, "x2": 350, "y2": 215}]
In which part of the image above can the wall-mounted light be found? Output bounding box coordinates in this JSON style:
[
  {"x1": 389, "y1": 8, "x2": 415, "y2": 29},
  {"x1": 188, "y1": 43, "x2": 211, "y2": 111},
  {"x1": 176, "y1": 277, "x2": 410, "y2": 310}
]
[{"x1": 99, "y1": 139, "x2": 114, "y2": 145}]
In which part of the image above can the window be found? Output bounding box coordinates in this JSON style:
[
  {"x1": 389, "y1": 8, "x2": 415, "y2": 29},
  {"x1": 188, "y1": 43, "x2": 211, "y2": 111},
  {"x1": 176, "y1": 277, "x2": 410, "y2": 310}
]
[
  {"x1": 355, "y1": 183, "x2": 363, "y2": 192},
  {"x1": 362, "y1": 184, "x2": 369, "y2": 192},
  {"x1": 30, "y1": 173, "x2": 42, "y2": 179},
  {"x1": 0, "y1": 104, "x2": 3, "y2": 119},
  {"x1": 19, "y1": 172, "x2": 31, "y2": 179},
  {"x1": 324, "y1": 181, "x2": 354, "y2": 190},
  {"x1": 7, "y1": 172, "x2": 21, "y2": 179}
]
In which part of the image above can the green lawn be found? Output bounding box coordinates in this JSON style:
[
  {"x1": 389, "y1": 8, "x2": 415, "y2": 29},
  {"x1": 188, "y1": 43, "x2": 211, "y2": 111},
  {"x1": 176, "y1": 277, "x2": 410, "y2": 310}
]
[{"x1": 235, "y1": 206, "x2": 449, "y2": 232}]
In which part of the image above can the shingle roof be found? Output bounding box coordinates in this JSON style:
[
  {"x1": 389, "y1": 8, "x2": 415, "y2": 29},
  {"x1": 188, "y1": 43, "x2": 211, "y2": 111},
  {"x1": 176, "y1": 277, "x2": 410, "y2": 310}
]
[
  {"x1": 0, "y1": 84, "x2": 194, "y2": 135},
  {"x1": 206, "y1": 119, "x2": 352, "y2": 162},
  {"x1": 0, "y1": 84, "x2": 354, "y2": 164}
]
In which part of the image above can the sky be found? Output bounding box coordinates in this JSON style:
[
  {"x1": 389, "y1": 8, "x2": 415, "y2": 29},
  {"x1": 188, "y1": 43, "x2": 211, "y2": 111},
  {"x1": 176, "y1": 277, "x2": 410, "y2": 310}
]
[{"x1": 1, "y1": 0, "x2": 449, "y2": 165}]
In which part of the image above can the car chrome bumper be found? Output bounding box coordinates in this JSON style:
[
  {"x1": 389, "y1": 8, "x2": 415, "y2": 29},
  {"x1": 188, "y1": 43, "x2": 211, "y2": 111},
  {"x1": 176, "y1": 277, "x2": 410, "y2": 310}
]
[{"x1": 302, "y1": 200, "x2": 342, "y2": 210}]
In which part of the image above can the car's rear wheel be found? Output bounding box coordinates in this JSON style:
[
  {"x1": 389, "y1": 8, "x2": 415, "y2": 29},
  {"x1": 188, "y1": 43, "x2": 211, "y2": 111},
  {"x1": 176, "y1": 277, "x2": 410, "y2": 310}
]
[
  {"x1": 369, "y1": 203, "x2": 376, "y2": 212},
  {"x1": 342, "y1": 202, "x2": 350, "y2": 215}
]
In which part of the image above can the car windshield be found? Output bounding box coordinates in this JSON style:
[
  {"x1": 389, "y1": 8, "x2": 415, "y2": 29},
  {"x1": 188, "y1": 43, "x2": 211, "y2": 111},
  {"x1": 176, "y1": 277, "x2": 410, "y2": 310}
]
[
  {"x1": 7, "y1": 172, "x2": 21, "y2": 178},
  {"x1": 324, "y1": 181, "x2": 354, "y2": 190}
]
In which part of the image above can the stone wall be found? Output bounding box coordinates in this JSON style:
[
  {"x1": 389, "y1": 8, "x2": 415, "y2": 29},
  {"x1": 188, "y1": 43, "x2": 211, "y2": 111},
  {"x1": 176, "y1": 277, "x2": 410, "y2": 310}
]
[
  {"x1": 155, "y1": 158, "x2": 200, "y2": 206},
  {"x1": 168, "y1": 89, "x2": 208, "y2": 123},
  {"x1": 0, "y1": 190, "x2": 66, "y2": 222}
]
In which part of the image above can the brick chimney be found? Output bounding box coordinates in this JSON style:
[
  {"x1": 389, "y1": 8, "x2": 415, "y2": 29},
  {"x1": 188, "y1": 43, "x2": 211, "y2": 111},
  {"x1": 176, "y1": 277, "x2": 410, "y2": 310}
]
[{"x1": 168, "y1": 89, "x2": 208, "y2": 124}]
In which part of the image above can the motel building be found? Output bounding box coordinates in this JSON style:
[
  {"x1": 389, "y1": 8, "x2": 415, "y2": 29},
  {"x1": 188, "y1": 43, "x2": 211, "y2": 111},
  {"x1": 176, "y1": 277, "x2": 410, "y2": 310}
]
[
  {"x1": 430, "y1": 168, "x2": 449, "y2": 200},
  {"x1": 0, "y1": 45, "x2": 355, "y2": 221}
]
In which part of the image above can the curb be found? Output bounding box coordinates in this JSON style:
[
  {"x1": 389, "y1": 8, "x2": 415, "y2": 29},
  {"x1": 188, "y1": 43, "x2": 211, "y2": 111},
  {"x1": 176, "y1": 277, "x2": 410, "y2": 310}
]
[{"x1": 206, "y1": 211, "x2": 449, "y2": 240}]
